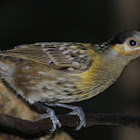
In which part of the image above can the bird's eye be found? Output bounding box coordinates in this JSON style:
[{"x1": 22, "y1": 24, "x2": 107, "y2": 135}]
[{"x1": 129, "y1": 39, "x2": 137, "y2": 47}]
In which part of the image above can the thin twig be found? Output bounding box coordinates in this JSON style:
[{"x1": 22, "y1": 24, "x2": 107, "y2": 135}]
[{"x1": 0, "y1": 113, "x2": 140, "y2": 135}]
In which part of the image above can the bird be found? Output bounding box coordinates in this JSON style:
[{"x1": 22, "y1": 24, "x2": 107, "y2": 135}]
[{"x1": 0, "y1": 30, "x2": 140, "y2": 132}]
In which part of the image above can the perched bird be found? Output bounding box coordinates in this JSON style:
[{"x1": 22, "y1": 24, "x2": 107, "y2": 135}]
[{"x1": 0, "y1": 30, "x2": 140, "y2": 132}]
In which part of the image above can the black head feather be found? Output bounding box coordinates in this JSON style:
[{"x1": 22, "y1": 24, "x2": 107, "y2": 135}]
[{"x1": 109, "y1": 30, "x2": 140, "y2": 44}]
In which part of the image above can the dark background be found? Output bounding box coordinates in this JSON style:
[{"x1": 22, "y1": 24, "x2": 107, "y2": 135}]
[{"x1": 1, "y1": 0, "x2": 140, "y2": 140}]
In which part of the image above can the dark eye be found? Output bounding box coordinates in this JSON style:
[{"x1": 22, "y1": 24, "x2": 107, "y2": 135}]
[{"x1": 129, "y1": 39, "x2": 137, "y2": 47}]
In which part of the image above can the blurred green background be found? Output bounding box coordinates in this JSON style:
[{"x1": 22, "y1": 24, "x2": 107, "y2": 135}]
[{"x1": 1, "y1": 0, "x2": 140, "y2": 140}]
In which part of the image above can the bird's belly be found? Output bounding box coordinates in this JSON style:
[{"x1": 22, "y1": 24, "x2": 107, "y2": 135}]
[
  {"x1": 26, "y1": 75, "x2": 114, "y2": 104},
  {"x1": 11, "y1": 61, "x2": 122, "y2": 104},
  {"x1": 12, "y1": 70, "x2": 118, "y2": 104}
]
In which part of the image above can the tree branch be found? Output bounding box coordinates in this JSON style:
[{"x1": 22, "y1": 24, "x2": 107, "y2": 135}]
[{"x1": 0, "y1": 113, "x2": 140, "y2": 137}]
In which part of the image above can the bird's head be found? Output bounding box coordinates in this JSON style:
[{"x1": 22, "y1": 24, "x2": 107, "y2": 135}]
[{"x1": 110, "y1": 30, "x2": 140, "y2": 57}]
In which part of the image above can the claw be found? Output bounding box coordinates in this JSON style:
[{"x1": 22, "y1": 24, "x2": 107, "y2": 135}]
[
  {"x1": 33, "y1": 103, "x2": 61, "y2": 132},
  {"x1": 41, "y1": 108, "x2": 61, "y2": 132},
  {"x1": 47, "y1": 108, "x2": 61, "y2": 132},
  {"x1": 40, "y1": 113, "x2": 49, "y2": 120},
  {"x1": 39, "y1": 111, "x2": 61, "y2": 132},
  {"x1": 68, "y1": 106, "x2": 86, "y2": 130}
]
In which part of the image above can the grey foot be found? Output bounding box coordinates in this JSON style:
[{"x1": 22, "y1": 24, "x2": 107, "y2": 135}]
[
  {"x1": 33, "y1": 103, "x2": 61, "y2": 132},
  {"x1": 45, "y1": 103, "x2": 86, "y2": 130},
  {"x1": 68, "y1": 106, "x2": 86, "y2": 130}
]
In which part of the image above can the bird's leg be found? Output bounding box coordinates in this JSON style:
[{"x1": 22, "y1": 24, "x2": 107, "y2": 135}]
[
  {"x1": 45, "y1": 103, "x2": 86, "y2": 130},
  {"x1": 33, "y1": 102, "x2": 61, "y2": 132}
]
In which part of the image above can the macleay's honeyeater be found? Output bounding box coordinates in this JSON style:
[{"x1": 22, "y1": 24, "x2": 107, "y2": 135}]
[{"x1": 0, "y1": 30, "x2": 140, "y2": 132}]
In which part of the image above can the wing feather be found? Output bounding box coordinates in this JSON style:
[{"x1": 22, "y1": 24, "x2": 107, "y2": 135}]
[{"x1": 0, "y1": 42, "x2": 93, "y2": 72}]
